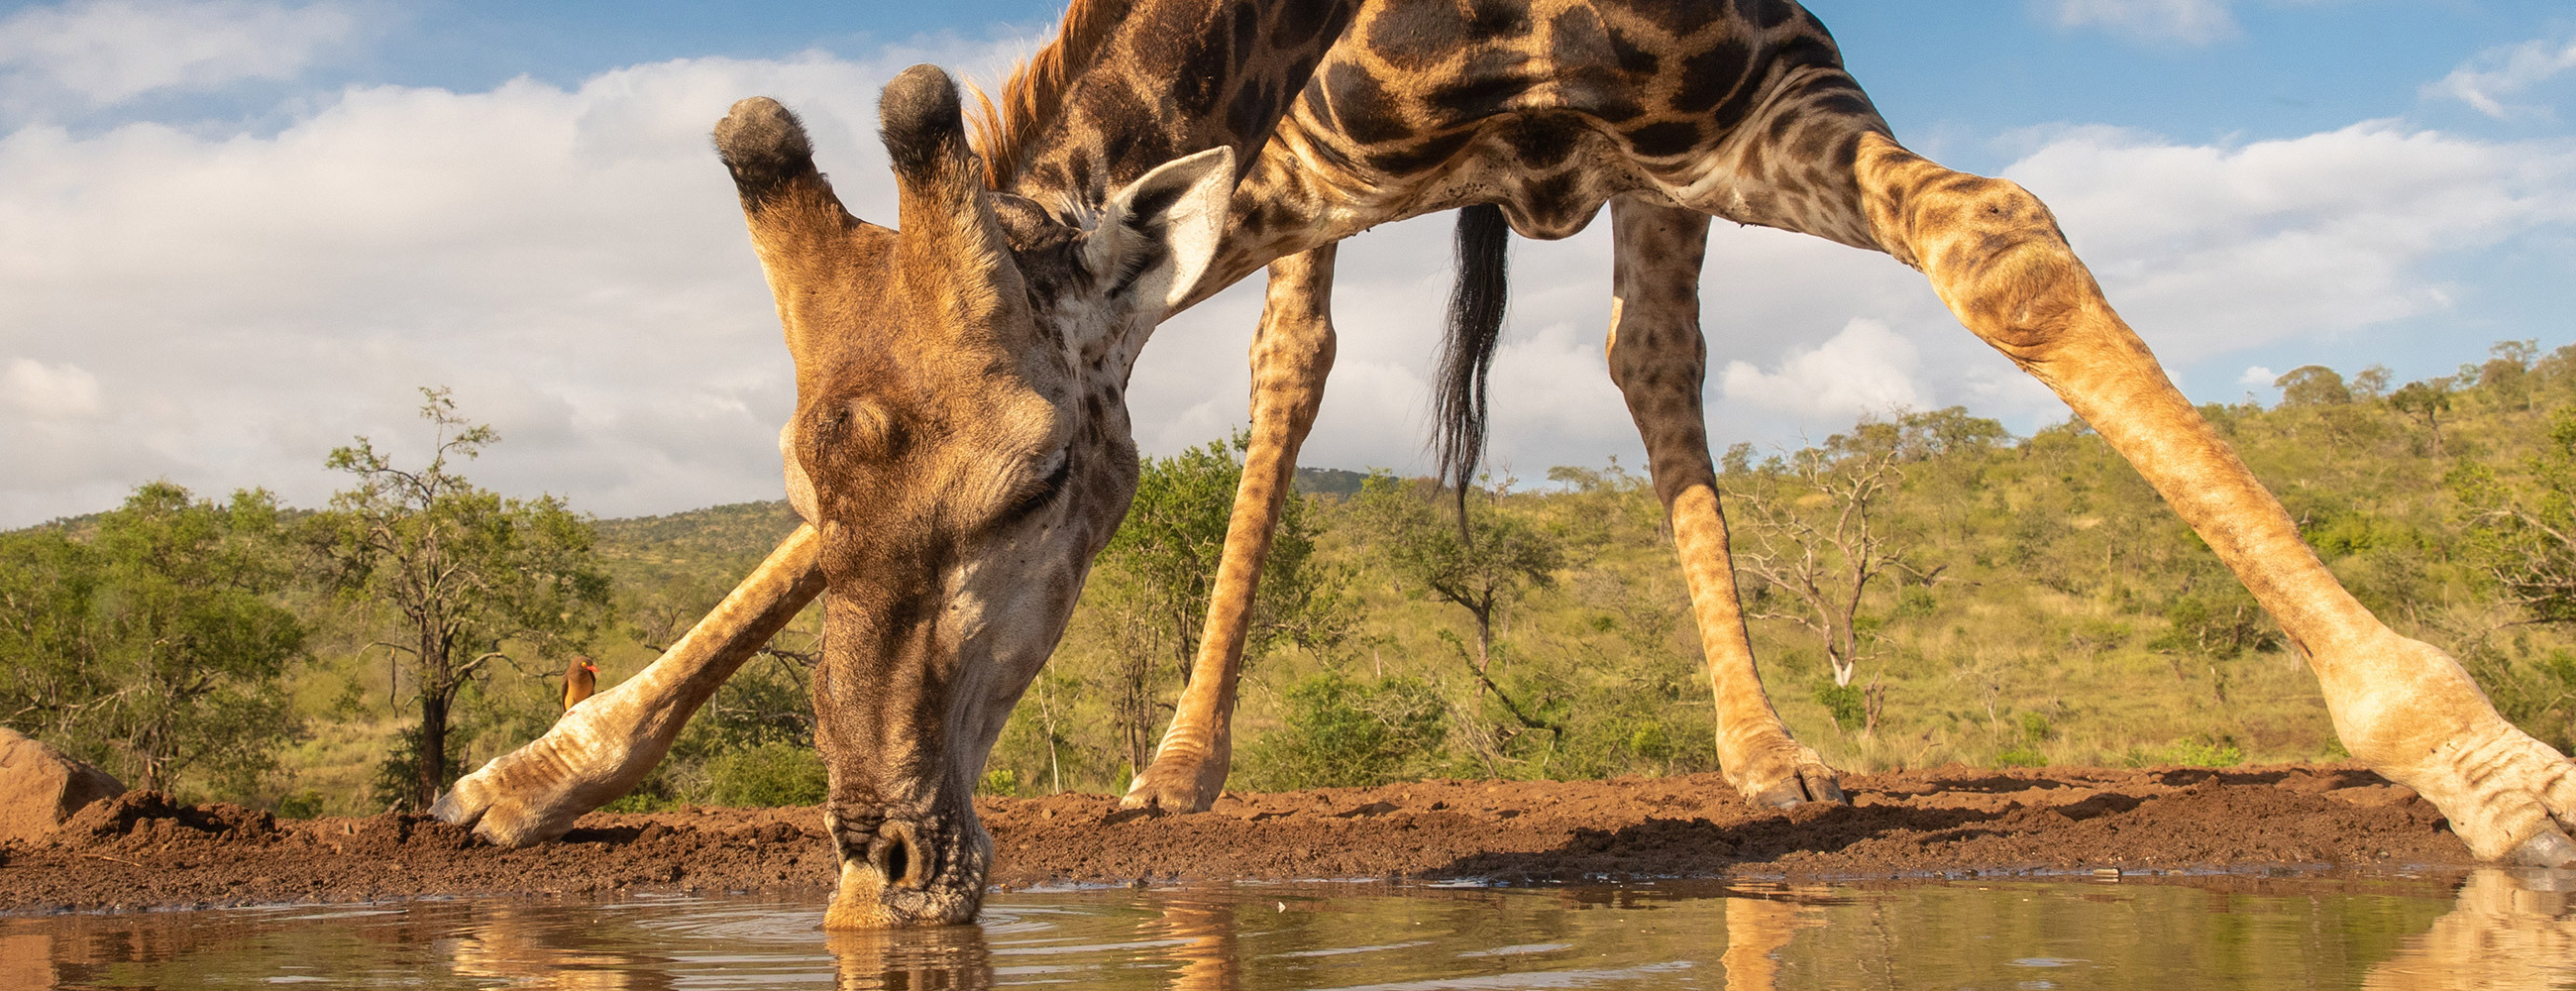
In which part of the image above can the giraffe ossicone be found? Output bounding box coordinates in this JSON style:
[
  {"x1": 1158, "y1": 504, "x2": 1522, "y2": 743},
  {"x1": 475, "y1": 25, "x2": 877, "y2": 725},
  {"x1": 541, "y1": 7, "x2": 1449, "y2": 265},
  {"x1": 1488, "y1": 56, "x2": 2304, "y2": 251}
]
[{"x1": 434, "y1": 0, "x2": 2576, "y2": 927}]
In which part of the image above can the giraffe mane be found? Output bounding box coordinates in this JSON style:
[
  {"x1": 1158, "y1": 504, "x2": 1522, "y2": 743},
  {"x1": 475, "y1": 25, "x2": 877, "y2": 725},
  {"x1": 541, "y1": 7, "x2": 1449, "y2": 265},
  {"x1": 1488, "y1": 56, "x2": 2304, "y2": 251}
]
[{"x1": 968, "y1": 0, "x2": 1136, "y2": 189}]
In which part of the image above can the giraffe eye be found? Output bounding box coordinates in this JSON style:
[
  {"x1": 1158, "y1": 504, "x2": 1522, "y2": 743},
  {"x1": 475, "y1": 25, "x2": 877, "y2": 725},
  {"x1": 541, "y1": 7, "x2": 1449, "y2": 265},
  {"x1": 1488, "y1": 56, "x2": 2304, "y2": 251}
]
[{"x1": 999, "y1": 449, "x2": 1072, "y2": 522}]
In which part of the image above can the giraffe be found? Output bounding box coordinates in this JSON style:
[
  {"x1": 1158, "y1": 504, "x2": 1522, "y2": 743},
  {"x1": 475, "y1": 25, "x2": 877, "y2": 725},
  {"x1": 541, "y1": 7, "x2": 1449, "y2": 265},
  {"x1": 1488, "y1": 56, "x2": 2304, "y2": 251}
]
[
  {"x1": 1110, "y1": 0, "x2": 2576, "y2": 841},
  {"x1": 430, "y1": 0, "x2": 2576, "y2": 928}
]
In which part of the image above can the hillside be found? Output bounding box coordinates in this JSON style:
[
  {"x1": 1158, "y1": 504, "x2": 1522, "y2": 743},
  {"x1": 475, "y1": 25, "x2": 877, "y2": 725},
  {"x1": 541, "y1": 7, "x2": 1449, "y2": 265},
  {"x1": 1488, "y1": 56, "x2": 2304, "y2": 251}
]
[{"x1": 9, "y1": 340, "x2": 2575, "y2": 818}]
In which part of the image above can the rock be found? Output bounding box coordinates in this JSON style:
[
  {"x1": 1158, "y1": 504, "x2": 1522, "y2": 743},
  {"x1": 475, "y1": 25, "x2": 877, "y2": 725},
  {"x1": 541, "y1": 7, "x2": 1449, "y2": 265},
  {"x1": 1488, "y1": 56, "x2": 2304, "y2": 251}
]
[{"x1": 0, "y1": 728, "x2": 125, "y2": 842}]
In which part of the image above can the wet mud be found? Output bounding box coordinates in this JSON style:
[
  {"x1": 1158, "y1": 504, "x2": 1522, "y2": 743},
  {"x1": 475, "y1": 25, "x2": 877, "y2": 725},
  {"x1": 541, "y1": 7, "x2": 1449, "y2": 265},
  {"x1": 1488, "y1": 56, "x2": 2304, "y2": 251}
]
[{"x1": 0, "y1": 764, "x2": 2473, "y2": 914}]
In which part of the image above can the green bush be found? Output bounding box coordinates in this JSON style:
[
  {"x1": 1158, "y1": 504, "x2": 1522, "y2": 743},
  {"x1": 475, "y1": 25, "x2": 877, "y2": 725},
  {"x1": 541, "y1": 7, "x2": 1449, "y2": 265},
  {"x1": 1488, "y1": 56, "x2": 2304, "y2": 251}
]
[
  {"x1": 1238, "y1": 671, "x2": 1445, "y2": 790},
  {"x1": 2163, "y1": 736, "x2": 2246, "y2": 768},
  {"x1": 703, "y1": 741, "x2": 827, "y2": 807},
  {"x1": 274, "y1": 791, "x2": 326, "y2": 820},
  {"x1": 1814, "y1": 681, "x2": 1866, "y2": 730},
  {"x1": 1995, "y1": 712, "x2": 2052, "y2": 768}
]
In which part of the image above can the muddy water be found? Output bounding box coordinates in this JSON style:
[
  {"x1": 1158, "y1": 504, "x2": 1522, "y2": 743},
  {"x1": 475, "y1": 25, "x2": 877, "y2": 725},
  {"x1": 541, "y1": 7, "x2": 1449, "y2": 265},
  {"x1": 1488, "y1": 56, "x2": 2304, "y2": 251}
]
[{"x1": 4, "y1": 870, "x2": 2572, "y2": 989}]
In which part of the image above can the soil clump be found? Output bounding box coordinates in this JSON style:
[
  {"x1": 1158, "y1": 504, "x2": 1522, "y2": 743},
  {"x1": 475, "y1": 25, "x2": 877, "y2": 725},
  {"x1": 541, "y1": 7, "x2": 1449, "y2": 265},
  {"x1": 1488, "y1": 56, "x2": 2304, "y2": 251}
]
[{"x1": 0, "y1": 763, "x2": 2473, "y2": 914}]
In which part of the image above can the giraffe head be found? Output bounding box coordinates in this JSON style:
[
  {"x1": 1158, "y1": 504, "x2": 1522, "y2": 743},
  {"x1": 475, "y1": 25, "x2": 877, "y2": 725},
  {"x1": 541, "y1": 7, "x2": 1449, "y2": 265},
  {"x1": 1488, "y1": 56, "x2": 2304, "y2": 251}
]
[{"x1": 712, "y1": 65, "x2": 1234, "y2": 929}]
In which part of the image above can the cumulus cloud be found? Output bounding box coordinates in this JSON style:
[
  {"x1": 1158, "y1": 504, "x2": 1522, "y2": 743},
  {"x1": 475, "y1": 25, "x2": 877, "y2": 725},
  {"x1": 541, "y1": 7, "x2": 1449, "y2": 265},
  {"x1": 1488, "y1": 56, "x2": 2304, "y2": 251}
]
[
  {"x1": 2425, "y1": 33, "x2": 2576, "y2": 120},
  {"x1": 2040, "y1": 0, "x2": 2240, "y2": 46},
  {"x1": 6, "y1": 26, "x2": 2575, "y2": 525},
  {"x1": 0, "y1": 0, "x2": 370, "y2": 111},
  {"x1": 1720, "y1": 319, "x2": 1926, "y2": 421},
  {"x1": 0, "y1": 41, "x2": 1020, "y2": 525},
  {"x1": 2001, "y1": 122, "x2": 2576, "y2": 364},
  {"x1": 2, "y1": 358, "x2": 102, "y2": 418}
]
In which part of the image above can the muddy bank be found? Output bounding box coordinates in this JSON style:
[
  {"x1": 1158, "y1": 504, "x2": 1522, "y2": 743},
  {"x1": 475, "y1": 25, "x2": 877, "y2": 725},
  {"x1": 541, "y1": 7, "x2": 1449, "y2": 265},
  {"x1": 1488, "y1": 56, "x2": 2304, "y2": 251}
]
[{"x1": 0, "y1": 764, "x2": 2473, "y2": 914}]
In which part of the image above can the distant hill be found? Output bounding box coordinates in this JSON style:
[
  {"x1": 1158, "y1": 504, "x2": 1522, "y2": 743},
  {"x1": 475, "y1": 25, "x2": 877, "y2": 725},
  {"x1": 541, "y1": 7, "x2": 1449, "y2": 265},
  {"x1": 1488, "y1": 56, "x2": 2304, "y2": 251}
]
[
  {"x1": 591, "y1": 499, "x2": 802, "y2": 591},
  {"x1": 1294, "y1": 467, "x2": 1367, "y2": 498},
  {"x1": 590, "y1": 468, "x2": 1366, "y2": 581}
]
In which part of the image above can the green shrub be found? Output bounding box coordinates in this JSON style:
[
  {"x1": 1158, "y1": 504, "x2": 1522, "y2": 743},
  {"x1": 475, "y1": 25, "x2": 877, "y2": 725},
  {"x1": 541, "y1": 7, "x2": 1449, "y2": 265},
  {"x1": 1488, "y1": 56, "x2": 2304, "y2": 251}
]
[
  {"x1": 703, "y1": 741, "x2": 827, "y2": 807},
  {"x1": 1238, "y1": 671, "x2": 1445, "y2": 790},
  {"x1": 1814, "y1": 681, "x2": 1866, "y2": 730},
  {"x1": 274, "y1": 791, "x2": 326, "y2": 820},
  {"x1": 2162, "y1": 736, "x2": 2245, "y2": 768}
]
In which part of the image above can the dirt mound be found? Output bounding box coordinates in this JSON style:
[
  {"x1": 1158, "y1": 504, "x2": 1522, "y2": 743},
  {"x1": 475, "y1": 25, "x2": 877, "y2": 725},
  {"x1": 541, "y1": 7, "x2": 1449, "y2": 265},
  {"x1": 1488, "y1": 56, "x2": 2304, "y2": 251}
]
[
  {"x1": 63, "y1": 791, "x2": 279, "y2": 845},
  {"x1": 0, "y1": 764, "x2": 2477, "y2": 914}
]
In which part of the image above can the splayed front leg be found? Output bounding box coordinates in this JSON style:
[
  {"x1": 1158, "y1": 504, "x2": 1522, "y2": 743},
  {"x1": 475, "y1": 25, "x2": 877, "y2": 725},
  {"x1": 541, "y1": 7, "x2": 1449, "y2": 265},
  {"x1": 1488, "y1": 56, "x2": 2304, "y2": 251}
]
[
  {"x1": 1852, "y1": 131, "x2": 2576, "y2": 863},
  {"x1": 432, "y1": 526, "x2": 825, "y2": 845}
]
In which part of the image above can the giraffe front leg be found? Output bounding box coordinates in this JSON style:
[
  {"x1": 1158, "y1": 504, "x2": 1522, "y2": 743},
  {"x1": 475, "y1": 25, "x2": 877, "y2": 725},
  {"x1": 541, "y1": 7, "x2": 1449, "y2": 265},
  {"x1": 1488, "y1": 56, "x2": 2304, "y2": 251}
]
[
  {"x1": 1854, "y1": 132, "x2": 2576, "y2": 864},
  {"x1": 1122, "y1": 246, "x2": 1340, "y2": 812},
  {"x1": 1606, "y1": 197, "x2": 1843, "y2": 809},
  {"x1": 432, "y1": 525, "x2": 825, "y2": 844}
]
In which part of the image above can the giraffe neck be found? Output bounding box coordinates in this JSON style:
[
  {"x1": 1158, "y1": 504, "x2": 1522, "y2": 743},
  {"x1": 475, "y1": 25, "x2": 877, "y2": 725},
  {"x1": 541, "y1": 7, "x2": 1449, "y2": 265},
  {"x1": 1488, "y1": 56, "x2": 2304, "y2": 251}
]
[{"x1": 999, "y1": 0, "x2": 1357, "y2": 216}]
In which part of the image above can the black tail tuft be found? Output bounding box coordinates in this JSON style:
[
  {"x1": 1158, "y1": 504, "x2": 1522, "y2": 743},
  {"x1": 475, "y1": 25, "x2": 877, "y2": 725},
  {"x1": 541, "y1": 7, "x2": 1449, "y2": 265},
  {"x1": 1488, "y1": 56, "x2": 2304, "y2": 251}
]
[{"x1": 1433, "y1": 203, "x2": 1511, "y2": 533}]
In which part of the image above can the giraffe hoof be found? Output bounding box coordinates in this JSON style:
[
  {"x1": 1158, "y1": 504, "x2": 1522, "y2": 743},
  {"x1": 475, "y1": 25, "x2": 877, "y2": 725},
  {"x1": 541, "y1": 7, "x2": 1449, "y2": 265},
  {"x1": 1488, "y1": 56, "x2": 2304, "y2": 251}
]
[
  {"x1": 2510, "y1": 828, "x2": 2576, "y2": 868},
  {"x1": 1749, "y1": 764, "x2": 1847, "y2": 810},
  {"x1": 1120, "y1": 749, "x2": 1230, "y2": 814}
]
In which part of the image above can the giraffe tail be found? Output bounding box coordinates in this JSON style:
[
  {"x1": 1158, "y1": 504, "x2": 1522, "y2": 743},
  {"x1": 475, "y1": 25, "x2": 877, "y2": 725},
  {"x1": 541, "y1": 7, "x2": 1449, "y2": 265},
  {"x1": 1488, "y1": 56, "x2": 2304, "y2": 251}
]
[{"x1": 1432, "y1": 202, "x2": 1511, "y2": 530}]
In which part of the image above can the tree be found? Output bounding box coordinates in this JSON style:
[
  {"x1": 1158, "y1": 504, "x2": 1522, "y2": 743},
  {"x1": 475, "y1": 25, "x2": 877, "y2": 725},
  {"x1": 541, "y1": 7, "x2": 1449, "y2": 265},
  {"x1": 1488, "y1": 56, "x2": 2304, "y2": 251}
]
[
  {"x1": 1729, "y1": 421, "x2": 1930, "y2": 697},
  {"x1": 0, "y1": 484, "x2": 305, "y2": 795},
  {"x1": 2452, "y1": 408, "x2": 2576, "y2": 628},
  {"x1": 1350, "y1": 472, "x2": 1561, "y2": 707},
  {"x1": 2479, "y1": 339, "x2": 2537, "y2": 412},
  {"x1": 2274, "y1": 365, "x2": 2351, "y2": 407},
  {"x1": 314, "y1": 387, "x2": 611, "y2": 810},
  {"x1": 2390, "y1": 381, "x2": 2453, "y2": 456},
  {"x1": 1084, "y1": 431, "x2": 1346, "y2": 775}
]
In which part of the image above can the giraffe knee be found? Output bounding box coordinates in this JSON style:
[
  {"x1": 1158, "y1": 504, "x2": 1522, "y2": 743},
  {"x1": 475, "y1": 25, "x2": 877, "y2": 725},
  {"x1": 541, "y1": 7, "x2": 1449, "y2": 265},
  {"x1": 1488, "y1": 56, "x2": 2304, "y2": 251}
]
[{"x1": 1909, "y1": 180, "x2": 2100, "y2": 360}]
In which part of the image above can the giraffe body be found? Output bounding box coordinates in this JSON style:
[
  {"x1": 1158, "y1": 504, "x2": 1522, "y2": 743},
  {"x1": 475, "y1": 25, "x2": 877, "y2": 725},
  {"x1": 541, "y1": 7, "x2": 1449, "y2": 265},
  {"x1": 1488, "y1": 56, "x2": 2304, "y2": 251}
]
[
  {"x1": 430, "y1": 0, "x2": 2576, "y2": 927},
  {"x1": 1192, "y1": 0, "x2": 1885, "y2": 282}
]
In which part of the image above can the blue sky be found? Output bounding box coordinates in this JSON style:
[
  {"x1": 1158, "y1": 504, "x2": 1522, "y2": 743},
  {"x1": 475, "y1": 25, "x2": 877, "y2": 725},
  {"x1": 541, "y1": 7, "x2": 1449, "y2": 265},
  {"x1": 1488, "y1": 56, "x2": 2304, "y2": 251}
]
[{"x1": 3, "y1": 0, "x2": 2574, "y2": 526}]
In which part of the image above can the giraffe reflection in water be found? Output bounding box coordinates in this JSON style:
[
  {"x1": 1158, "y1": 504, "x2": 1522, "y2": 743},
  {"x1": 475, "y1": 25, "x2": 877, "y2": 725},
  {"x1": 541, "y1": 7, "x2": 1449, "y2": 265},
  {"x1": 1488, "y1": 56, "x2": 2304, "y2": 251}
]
[
  {"x1": 2363, "y1": 871, "x2": 2576, "y2": 991},
  {"x1": 440, "y1": 903, "x2": 674, "y2": 990},
  {"x1": 828, "y1": 925, "x2": 996, "y2": 991},
  {"x1": 6, "y1": 873, "x2": 2576, "y2": 987}
]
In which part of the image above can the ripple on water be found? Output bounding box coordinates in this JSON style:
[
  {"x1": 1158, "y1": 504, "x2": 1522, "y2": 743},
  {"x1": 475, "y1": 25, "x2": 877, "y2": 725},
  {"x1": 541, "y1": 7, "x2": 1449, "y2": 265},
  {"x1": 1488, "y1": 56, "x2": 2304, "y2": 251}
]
[{"x1": 2, "y1": 869, "x2": 2569, "y2": 989}]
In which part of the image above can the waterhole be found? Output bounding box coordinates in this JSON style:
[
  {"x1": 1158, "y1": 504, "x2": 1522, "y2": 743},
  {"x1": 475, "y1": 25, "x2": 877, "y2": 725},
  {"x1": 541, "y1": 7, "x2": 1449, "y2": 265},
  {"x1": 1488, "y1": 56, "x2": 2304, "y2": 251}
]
[{"x1": 4, "y1": 869, "x2": 2571, "y2": 988}]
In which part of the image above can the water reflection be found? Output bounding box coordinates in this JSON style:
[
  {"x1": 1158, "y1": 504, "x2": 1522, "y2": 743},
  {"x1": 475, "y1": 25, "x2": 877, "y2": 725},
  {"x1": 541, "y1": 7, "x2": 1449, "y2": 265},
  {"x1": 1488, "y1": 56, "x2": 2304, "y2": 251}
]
[
  {"x1": 2363, "y1": 870, "x2": 2576, "y2": 991},
  {"x1": 7, "y1": 869, "x2": 2575, "y2": 989},
  {"x1": 1720, "y1": 888, "x2": 1828, "y2": 989},
  {"x1": 831, "y1": 925, "x2": 995, "y2": 990}
]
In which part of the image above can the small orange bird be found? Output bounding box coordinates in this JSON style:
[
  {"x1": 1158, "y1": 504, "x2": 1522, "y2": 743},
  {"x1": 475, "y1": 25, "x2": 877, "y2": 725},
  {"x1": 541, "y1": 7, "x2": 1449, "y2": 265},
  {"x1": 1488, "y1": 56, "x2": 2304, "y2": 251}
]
[{"x1": 562, "y1": 655, "x2": 597, "y2": 713}]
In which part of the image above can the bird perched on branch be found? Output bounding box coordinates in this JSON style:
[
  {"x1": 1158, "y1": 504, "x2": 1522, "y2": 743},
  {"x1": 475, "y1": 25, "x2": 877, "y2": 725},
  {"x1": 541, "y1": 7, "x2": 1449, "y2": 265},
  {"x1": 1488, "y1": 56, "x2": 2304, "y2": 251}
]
[{"x1": 562, "y1": 656, "x2": 597, "y2": 713}]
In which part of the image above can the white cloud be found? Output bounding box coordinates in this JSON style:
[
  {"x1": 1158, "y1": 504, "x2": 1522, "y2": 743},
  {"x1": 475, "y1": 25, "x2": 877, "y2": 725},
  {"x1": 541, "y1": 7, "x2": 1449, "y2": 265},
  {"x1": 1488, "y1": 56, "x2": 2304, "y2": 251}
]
[
  {"x1": 0, "y1": 41, "x2": 1020, "y2": 525},
  {"x1": 0, "y1": 0, "x2": 369, "y2": 110},
  {"x1": 1719, "y1": 319, "x2": 1926, "y2": 422},
  {"x1": 2000, "y1": 122, "x2": 2576, "y2": 365},
  {"x1": 5, "y1": 27, "x2": 2574, "y2": 525},
  {"x1": 2238, "y1": 365, "x2": 2277, "y2": 387},
  {"x1": 2041, "y1": 0, "x2": 2239, "y2": 46},
  {"x1": 2425, "y1": 33, "x2": 2576, "y2": 120},
  {"x1": 2, "y1": 358, "x2": 101, "y2": 418}
]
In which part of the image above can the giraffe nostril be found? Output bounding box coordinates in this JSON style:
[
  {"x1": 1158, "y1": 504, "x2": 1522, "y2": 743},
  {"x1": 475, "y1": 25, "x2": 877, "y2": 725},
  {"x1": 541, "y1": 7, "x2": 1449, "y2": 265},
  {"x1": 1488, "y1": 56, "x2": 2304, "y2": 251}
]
[
  {"x1": 884, "y1": 835, "x2": 912, "y2": 887},
  {"x1": 874, "y1": 824, "x2": 926, "y2": 890}
]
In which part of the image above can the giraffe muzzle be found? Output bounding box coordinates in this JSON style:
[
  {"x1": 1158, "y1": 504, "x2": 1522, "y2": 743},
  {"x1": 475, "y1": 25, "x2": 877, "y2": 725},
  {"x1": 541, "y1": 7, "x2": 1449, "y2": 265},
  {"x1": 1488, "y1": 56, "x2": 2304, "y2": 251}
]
[{"x1": 823, "y1": 806, "x2": 992, "y2": 929}]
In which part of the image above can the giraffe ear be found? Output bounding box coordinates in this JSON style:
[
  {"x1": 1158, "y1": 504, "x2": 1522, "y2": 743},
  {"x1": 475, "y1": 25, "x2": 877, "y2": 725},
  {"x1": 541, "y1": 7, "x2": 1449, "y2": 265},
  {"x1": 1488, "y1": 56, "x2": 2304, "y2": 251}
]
[{"x1": 1080, "y1": 147, "x2": 1235, "y2": 320}]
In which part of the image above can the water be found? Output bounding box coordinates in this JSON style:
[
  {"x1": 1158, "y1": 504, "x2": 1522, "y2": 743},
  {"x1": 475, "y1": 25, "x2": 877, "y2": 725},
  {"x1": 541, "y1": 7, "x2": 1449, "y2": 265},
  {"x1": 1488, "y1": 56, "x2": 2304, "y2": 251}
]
[{"x1": 6, "y1": 869, "x2": 2573, "y2": 989}]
